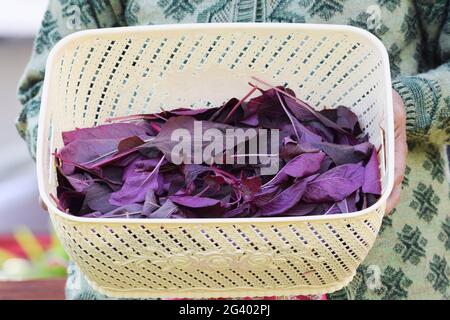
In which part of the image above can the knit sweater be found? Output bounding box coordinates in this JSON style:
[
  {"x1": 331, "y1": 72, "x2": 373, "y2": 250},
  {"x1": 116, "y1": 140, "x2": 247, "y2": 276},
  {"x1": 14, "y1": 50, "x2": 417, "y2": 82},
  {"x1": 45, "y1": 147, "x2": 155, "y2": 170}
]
[{"x1": 17, "y1": 0, "x2": 450, "y2": 300}]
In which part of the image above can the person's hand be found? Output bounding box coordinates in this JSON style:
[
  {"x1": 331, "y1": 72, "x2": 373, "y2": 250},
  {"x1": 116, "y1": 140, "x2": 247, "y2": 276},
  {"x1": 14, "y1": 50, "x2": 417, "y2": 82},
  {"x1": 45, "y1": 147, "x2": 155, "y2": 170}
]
[{"x1": 385, "y1": 89, "x2": 408, "y2": 215}]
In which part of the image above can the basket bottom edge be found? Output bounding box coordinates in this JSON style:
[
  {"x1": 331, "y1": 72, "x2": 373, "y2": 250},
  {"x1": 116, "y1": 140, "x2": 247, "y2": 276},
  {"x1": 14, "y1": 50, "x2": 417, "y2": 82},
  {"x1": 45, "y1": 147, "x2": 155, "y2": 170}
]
[{"x1": 83, "y1": 274, "x2": 356, "y2": 300}]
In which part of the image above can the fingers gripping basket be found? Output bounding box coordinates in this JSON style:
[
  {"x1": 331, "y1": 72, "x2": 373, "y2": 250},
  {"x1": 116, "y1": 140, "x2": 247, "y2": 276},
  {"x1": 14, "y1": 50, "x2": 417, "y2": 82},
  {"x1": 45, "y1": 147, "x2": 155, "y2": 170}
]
[{"x1": 37, "y1": 24, "x2": 394, "y2": 298}]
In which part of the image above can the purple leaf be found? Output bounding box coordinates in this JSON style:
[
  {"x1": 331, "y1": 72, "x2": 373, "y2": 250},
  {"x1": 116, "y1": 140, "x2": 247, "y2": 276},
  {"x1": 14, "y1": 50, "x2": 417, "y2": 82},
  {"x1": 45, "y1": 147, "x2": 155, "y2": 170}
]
[
  {"x1": 323, "y1": 203, "x2": 343, "y2": 215},
  {"x1": 145, "y1": 199, "x2": 179, "y2": 218},
  {"x1": 122, "y1": 156, "x2": 165, "y2": 182},
  {"x1": 318, "y1": 156, "x2": 334, "y2": 174},
  {"x1": 86, "y1": 204, "x2": 144, "y2": 218},
  {"x1": 169, "y1": 195, "x2": 223, "y2": 208},
  {"x1": 84, "y1": 183, "x2": 117, "y2": 213},
  {"x1": 256, "y1": 180, "x2": 307, "y2": 216},
  {"x1": 249, "y1": 79, "x2": 348, "y2": 134},
  {"x1": 169, "y1": 195, "x2": 228, "y2": 217},
  {"x1": 366, "y1": 193, "x2": 378, "y2": 207},
  {"x1": 163, "y1": 171, "x2": 187, "y2": 195},
  {"x1": 166, "y1": 107, "x2": 214, "y2": 117},
  {"x1": 250, "y1": 185, "x2": 280, "y2": 206},
  {"x1": 101, "y1": 166, "x2": 124, "y2": 187},
  {"x1": 335, "y1": 132, "x2": 360, "y2": 146},
  {"x1": 249, "y1": 89, "x2": 289, "y2": 129},
  {"x1": 222, "y1": 204, "x2": 251, "y2": 218},
  {"x1": 262, "y1": 152, "x2": 324, "y2": 188},
  {"x1": 109, "y1": 156, "x2": 165, "y2": 206},
  {"x1": 57, "y1": 135, "x2": 152, "y2": 174},
  {"x1": 58, "y1": 139, "x2": 120, "y2": 174},
  {"x1": 208, "y1": 98, "x2": 239, "y2": 123},
  {"x1": 261, "y1": 170, "x2": 289, "y2": 189},
  {"x1": 282, "y1": 94, "x2": 317, "y2": 122},
  {"x1": 316, "y1": 141, "x2": 373, "y2": 166},
  {"x1": 237, "y1": 176, "x2": 262, "y2": 201},
  {"x1": 204, "y1": 174, "x2": 226, "y2": 190},
  {"x1": 303, "y1": 163, "x2": 365, "y2": 203},
  {"x1": 62, "y1": 123, "x2": 151, "y2": 146},
  {"x1": 336, "y1": 192, "x2": 359, "y2": 214},
  {"x1": 276, "y1": 91, "x2": 323, "y2": 146},
  {"x1": 143, "y1": 190, "x2": 159, "y2": 216},
  {"x1": 320, "y1": 106, "x2": 361, "y2": 134},
  {"x1": 306, "y1": 120, "x2": 335, "y2": 142},
  {"x1": 117, "y1": 136, "x2": 145, "y2": 152},
  {"x1": 362, "y1": 149, "x2": 381, "y2": 195},
  {"x1": 182, "y1": 164, "x2": 213, "y2": 185},
  {"x1": 282, "y1": 152, "x2": 325, "y2": 178},
  {"x1": 280, "y1": 137, "x2": 319, "y2": 160},
  {"x1": 279, "y1": 93, "x2": 348, "y2": 134},
  {"x1": 56, "y1": 187, "x2": 85, "y2": 215},
  {"x1": 283, "y1": 202, "x2": 328, "y2": 216},
  {"x1": 149, "y1": 116, "x2": 234, "y2": 162},
  {"x1": 64, "y1": 173, "x2": 93, "y2": 192}
]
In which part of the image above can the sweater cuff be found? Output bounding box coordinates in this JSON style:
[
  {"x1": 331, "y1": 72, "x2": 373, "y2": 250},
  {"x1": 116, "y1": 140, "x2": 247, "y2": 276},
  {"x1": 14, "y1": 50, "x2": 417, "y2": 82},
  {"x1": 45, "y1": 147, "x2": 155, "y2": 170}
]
[{"x1": 391, "y1": 76, "x2": 441, "y2": 138}]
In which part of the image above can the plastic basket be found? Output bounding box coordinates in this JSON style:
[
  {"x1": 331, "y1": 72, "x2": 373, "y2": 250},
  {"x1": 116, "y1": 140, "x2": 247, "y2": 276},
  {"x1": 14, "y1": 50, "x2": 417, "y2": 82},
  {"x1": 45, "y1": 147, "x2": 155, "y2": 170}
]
[{"x1": 37, "y1": 23, "x2": 394, "y2": 299}]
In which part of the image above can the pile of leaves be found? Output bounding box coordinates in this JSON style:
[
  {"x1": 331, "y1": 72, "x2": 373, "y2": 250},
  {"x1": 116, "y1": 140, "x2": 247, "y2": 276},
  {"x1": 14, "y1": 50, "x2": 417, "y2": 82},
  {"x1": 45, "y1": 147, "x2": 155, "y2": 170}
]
[{"x1": 55, "y1": 79, "x2": 381, "y2": 219}]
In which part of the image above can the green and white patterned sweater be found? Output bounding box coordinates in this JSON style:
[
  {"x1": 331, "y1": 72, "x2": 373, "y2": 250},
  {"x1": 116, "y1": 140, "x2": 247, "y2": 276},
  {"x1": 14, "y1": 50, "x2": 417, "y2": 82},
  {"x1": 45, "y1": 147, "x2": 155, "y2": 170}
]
[{"x1": 17, "y1": 0, "x2": 450, "y2": 300}]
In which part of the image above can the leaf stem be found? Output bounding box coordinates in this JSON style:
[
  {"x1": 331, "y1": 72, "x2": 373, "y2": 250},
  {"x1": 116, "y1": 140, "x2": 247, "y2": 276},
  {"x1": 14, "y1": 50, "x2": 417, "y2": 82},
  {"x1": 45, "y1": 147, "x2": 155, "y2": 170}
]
[
  {"x1": 195, "y1": 185, "x2": 211, "y2": 197},
  {"x1": 324, "y1": 203, "x2": 336, "y2": 215},
  {"x1": 75, "y1": 137, "x2": 155, "y2": 168},
  {"x1": 210, "y1": 166, "x2": 238, "y2": 183},
  {"x1": 276, "y1": 91, "x2": 301, "y2": 142},
  {"x1": 105, "y1": 114, "x2": 158, "y2": 122},
  {"x1": 223, "y1": 87, "x2": 257, "y2": 123},
  {"x1": 139, "y1": 155, "x2": 165, "y2": 187},
  {"x1": 251, "y1": 76, "x2": 347, "y2": 134}
]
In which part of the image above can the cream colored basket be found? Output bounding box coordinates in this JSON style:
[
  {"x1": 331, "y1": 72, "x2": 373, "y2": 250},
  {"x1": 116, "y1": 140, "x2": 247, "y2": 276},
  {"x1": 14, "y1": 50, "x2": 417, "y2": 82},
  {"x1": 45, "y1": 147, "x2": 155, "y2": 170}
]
[{"x1": 37, "y1": 23, "x2": 394, "y2": 299}]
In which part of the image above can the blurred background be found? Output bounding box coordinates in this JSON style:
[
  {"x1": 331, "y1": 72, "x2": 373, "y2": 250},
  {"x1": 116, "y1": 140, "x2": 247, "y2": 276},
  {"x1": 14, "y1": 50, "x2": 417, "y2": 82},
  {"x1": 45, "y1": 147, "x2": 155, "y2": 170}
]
[
  {"x1": 0, "y1": 0, "x2": 48, "y2": 233},
  {"x1": 0, "y1": 0, "x2": 66, "y2": 281}
]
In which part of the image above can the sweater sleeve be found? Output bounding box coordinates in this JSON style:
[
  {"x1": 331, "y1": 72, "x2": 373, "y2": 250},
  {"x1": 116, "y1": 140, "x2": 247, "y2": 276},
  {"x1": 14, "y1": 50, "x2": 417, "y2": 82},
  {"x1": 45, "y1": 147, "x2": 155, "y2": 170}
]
[
  {"x1": 392, "y1": 0, "x2": 450, "y2": 146},
  {"x1": 16, "y1": 0, "x2": 125, "y2": 159}
]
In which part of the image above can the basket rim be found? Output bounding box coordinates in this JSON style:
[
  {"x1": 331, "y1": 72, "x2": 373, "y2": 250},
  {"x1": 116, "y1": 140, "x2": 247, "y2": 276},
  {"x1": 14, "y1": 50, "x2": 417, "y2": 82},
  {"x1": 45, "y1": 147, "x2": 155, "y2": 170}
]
[{"x1": 37, "y1": 23, "x2": 395, "y2": 225}]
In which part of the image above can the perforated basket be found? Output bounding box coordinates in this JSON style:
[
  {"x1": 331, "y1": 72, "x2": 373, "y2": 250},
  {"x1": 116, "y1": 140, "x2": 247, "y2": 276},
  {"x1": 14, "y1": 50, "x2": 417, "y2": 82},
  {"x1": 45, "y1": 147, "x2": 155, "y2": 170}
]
[{"x1": 37, "y1": 23, "x2": 394, "y2": 299}]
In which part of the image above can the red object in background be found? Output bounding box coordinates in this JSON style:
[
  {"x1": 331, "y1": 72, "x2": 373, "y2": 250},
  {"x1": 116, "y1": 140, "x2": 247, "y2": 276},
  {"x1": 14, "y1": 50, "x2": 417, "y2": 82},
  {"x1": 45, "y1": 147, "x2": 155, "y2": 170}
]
[
  {"x1": 0, "y1": 235, "x2": 52, "y2": 258},
  {"x1": 0, "y1": 279, "x2": 66, "y2": 300}
]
